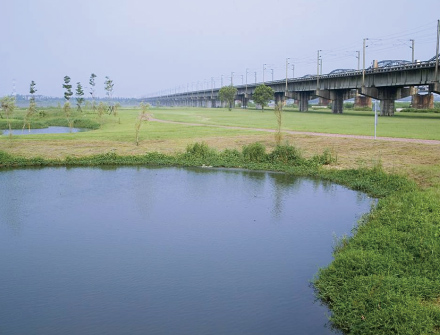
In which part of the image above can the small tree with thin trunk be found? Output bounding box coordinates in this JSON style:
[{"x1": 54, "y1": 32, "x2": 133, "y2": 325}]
[
  {"x1": 104, "y1": 76, "x2": 114, "y2": 114},
  {"x1": 253, "y1": 84, "x2": 274, "y2": 111},
  {"x1": 89, "y1": 73, "x2": 97, "y2": 113},
  {"x1": 23, "y1": 81, "x2": 37, "y2": 131},
  {"x1": 135, "y1": 102, "x2": 150, "y2": 146},
  {"x1": 75, "y1": 82, "x2": 85, "y2": 113},
  {"x1": 219, "y1": 85, "x2": 237, "y2": 111},
  {"x1": 274, "y1": 102, "x2": 283, "y2": 145},
  {"x1": 1, "y1": 96, "x2": 16, "y2": 137},
  {"x1": 63, "y1": 75, "x2": 74, "y2": 131}
]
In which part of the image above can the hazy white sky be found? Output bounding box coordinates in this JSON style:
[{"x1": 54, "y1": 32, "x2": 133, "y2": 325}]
[{"x1": 1, "y1": 0, "x2": 439, "y2": 98}]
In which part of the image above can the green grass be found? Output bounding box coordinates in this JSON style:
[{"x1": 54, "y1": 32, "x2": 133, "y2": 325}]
[{"x1": 151, "y1": 107, "x2": 440, "y2": 140}]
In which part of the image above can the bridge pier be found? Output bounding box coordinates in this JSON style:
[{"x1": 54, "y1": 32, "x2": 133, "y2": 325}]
[
  {"x1": 354, "y1": 95, "x2": 372, "y2": 108},
  {"x1": 315, "y1": 89, "x2": 354, "y2": 113},
  {"x1": 291, "y1": 92, "x2": 312, "y2": 112},
  {"x1": 319, "y1": 97, "x2": 330, "y2": 107},
  {"x1": 274, "y1": 92, "x2": 285, "y2": 106},
  {"x1": 411, "y1": 93, "x2": 434, "y2": 109},
  {"x1": 360, "y1": 87, "x2": 414, "y2": 116}
]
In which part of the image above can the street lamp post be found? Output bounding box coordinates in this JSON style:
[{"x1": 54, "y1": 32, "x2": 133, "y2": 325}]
[
  {"x1": 317, "y1": 50, "x2": 322, "y2": 88},
  {"x1": 231, "y1": 72, "x2": 234, "y2": 86},
  {"x1": 271, "y1": 69, "x2": 274, "y2": 81},
  {"x1": 285, "y1": 58, "x2": 290, "y2": 93},
  {"x1": 363, "y1": 38, "x2": 369, "y2": 86},
  {"x1": 410, "y1": 39, "x2": 415, "y2": 63},
  {"x1": 263, "y1": 64, "x2": 266, "y2": 84}
]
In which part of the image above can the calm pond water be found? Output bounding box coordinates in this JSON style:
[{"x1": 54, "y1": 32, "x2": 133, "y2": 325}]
[
  {"x1": 0, "y1": 167, "x2": 374, "y2": 335},
  {"x1": 2, "y1": 126, "x2": 86, "y2": 136}
]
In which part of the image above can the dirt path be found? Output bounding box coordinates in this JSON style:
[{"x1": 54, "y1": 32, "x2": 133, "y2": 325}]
[{"x1": 148, "y1": 115, "x2": 440, "y2": 145}]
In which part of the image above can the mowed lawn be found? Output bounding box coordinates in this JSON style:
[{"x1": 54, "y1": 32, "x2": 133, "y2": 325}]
[{"x1": 151, "y1": 107, "x2": 440, "y2": 140}]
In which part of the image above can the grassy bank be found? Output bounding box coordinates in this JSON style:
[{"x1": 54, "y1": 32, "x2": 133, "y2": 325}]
[{"x1": 1, "y1": 107, "x2": 440, "y2": 334}]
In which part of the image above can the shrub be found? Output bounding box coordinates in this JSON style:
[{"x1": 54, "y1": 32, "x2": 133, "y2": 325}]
[
  {"x1": 268, "y1": 144, "x2": 303, "y2": 164},
  {"x1": 400, "y1": 108, "x2": 440, "y2": 113},
  {"x1": 344, "y1": 102, "x2": 354, "y2": 109},
  {"x1": 242, "y1": 142, "x2": 266, "y2": 162},
  {"x1": 185, "y1": 142, "x2": 215, "y2": 158},
  {"x1": 354, "y1": 106, "x2": 373, "y2": 111}
]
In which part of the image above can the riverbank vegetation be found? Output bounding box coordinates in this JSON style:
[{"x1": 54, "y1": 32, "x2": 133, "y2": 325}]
[{"x1": 1, "y1": 106, "x2": 440, "y2": 334}]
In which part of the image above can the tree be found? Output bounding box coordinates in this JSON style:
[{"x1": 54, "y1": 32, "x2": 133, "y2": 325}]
[
  {"x1": 274, "y1": 102, "x2": 283, "y2": 145},
  {"x1": 218, "y1": 85, "x2": 237, "y2": 111},
  {"x1": 63, "y1": 76, "x2": 73, "y2": 101},
  {"x1": 135, "y1": 102, "x2": 150, "y2": 146},
  {"x1": 252, "y1": 84, "x2": 274, "y2": 110},
  {"x1": 89, "y1": 73, "x2": 97, "y2": 112},
  {"x1": 104, "y1": 76, "x2": 114, "y2": 114},
  {"x1": 75, "y1": 82, "x2": 85, "y2": 112},
  {"x1": 23, "y1": 81, "x2": 37, "y2": 131},
  {"x1": 63, "y1": 76, "x2": 74, "y2": 131},
  {"x1": 1, "y1": 96, "x2": 16, "y2": 137}
]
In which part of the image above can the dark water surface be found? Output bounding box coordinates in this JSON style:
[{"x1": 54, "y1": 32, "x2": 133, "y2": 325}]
[
  {"x1": 0, "y1": 167, "x2": 374, "y2": 335},
  {"x1": 2, "y1": 126, "x2": 86, "y2": 136}
]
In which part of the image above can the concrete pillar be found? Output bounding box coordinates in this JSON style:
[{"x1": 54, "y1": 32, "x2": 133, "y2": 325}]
[
  {"x1": 298, "y1": 92, "x2": 310, "y2": 112},
  {"x1": 354, "y1": 95, "x2": 372, "y2": 108},
  {"x1": 274, "y1": 92, "x2": 285, "y2": 106},
  {"x1": 331, "y1": 91, "x2": 344, "y2": 114},
  {"x1": 319, "y1": 97, "x2": 331, "y2": 106},
  {"x1": 380, "y1": 99, "x2": 395, "y2": 116},
  {"x1": 411, "y1": 93, "x2": 434, "y2": 109}
]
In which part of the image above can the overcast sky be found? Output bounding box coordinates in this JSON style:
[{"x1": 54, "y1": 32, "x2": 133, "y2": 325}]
[{"x1": 1, "y1": 0, "x2": 439, "y2": 98}]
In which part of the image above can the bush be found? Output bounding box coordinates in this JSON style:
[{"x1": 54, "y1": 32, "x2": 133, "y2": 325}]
[
  {"x1": 344, "y1": 102, "x2": 354, "y2": 109},
  {"x1": 185, "y1": 142, "x2": 215, "y2": 158},
  {"x1": 242, "y1": 142, "x2": 266, "y2": 162},
  {"x1": 400, "y1": 108, "x2": 440, "y2": 113},
  {"x1": 268, "y1": 144, "x2": 303, "y2": 164},
  {"x1": 354, "y1": 106, "x2": 373, "y2": 111}
]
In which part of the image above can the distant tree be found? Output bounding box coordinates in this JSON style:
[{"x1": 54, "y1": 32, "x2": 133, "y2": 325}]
[
  {"x1": 75, "y1": 82, "x2": 85, "y2": 112},
  {"x1": 1, "y1": 96, "x2": 16, "y2": 137},
  {"x1": 97, "y1": 101, "x2": 107, "y2": 124},
  {"x1": 89, "y1": 73, "x2": 97, "y2": 112},
  {"x1": 135, "y1": 102, "x2": 150, "y2": 146},
  {"x1": 63, "y1": 76, "x2": 73, "y2": 101},
  {"x1": 63, "y1": 76, "x2": 74, "y2": 131},
  {"x1": 253, "y1": 84, "x2": 274, "y2": 110},
  {"x1": 104, "y1": 76, "x2": 114, "y2": 114},
  {"x1": 218, "y1": 85, "x2": 237, "y2": 111},
  {"x1": 23, "y1": 81, "x2": 37, "y2": 131}
]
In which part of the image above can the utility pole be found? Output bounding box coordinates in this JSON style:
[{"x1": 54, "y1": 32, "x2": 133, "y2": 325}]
[
  {"x1": 356, "y1": 51, "x2": 360, "y2": 70},
  {"x1": 292, "y1": 64, "x2": 295, "y2": 79},
  {"x1": 317, "y1": 50, "x2": 322, "y2": 88},
  {"x1": 246, "y1": 68, "x2": 249, "y2": 95},
  {"x1": 211, "y1": 77, "x2": 214, "y2": 98},
  {"x1": 263, "y1": 64, "x2": 266, "y2": 84},
  {"x1": 363, "y1": 38, "x2": 368, "y2": 86},
  {"x1": 410, "y1": 39, "x2": 415, "y2": 62},
  {"x1": 231, "y1": 72, "x2": 234, "y2": 86},
  {"x1": 436, "y1": 20, "x2": 439, "y2": 82},
  {"x1": 285, "y1": 58, "x2": 290, "y2": 93}
]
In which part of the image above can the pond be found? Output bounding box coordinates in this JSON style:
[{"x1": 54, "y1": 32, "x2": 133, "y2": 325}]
[
  {"x1": 2, "y1": 126, "x2": 87, "y2": 136},
  {"x1": 0, "y1": 167, "x2": 374, "y2": 335}
]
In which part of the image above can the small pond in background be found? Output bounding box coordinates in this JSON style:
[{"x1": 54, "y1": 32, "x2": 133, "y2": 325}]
[
  {"x1": 2, "y1": 126, "x2": 87, "y2": 136},
  {"x1": 0, "y1": 167, "x2": 375, "y2": 334}
]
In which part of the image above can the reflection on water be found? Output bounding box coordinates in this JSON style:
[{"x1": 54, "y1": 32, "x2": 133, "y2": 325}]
[
  {"x1": 0, "y1": 167, "x2": 375, "y2": 335},
  {"x1": 1, "y1": 126, "x2": 87, "y2": 136}
]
